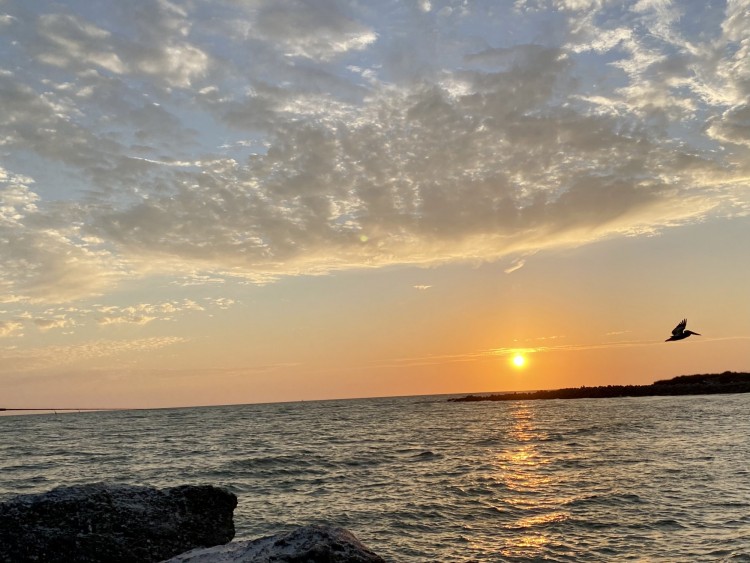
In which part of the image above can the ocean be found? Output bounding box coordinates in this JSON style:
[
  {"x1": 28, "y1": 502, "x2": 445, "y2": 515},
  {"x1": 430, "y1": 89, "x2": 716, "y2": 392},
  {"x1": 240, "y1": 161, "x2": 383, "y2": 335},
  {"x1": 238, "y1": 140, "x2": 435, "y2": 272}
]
[{"x1": 1, "y1": 393, "x2": 749, "y2": 561}]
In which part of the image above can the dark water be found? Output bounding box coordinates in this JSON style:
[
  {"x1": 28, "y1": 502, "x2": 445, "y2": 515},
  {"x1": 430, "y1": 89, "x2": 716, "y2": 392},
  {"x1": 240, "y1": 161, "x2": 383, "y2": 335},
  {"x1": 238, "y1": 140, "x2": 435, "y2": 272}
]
[{"x1": 2, "y1": 394, "x2": 750, "y2": 561}]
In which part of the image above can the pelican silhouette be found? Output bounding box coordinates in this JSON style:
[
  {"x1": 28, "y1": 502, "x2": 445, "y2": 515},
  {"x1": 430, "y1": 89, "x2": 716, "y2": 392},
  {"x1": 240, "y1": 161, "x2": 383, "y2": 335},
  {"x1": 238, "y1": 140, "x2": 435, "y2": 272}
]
[{"x1": 665, "y1": 319, "x2": 701, "y2": 342}]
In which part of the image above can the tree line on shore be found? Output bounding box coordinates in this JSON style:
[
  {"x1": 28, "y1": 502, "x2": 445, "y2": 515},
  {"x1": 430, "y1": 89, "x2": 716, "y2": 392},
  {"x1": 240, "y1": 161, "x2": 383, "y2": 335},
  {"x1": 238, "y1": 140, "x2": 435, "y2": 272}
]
[{"x1": 450, "y1": 371, "x2": 750, "y2": 402}]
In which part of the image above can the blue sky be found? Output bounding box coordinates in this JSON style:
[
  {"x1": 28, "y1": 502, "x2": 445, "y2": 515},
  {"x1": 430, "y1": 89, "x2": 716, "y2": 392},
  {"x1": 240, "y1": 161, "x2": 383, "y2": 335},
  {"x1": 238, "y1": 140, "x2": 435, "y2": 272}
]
[{"x1": 1, "y1": 0, "x2": 749, "y2": 407}]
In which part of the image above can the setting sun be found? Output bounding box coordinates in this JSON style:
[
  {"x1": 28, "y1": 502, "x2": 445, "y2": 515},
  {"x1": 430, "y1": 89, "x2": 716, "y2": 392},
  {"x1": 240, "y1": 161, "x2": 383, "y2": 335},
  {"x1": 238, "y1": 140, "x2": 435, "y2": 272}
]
[{"x1": 512, "y1": 354, "x2": 527, "y2": 368}]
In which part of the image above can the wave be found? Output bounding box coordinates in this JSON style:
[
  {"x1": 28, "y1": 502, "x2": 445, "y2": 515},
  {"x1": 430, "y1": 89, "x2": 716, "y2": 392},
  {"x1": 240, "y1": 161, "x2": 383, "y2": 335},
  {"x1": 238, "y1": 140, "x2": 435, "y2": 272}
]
[{"x1": 2, "y1": 394, "x2": 750, "y2": 562}]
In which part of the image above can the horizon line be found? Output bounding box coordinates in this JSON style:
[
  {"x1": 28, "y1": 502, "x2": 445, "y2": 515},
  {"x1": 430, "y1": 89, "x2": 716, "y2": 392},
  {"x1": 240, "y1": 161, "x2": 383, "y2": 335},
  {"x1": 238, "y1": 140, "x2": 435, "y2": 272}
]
[{"x1": 3, "y1": 370, "x2": 748, "y2": 415}]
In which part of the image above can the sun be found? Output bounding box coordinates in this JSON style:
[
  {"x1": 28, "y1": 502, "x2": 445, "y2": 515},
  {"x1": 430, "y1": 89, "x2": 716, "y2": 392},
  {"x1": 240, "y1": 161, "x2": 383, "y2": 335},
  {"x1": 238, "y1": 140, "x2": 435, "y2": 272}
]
[{"x1": 511, "y1": 353, "x2": 526, "y2": 368}]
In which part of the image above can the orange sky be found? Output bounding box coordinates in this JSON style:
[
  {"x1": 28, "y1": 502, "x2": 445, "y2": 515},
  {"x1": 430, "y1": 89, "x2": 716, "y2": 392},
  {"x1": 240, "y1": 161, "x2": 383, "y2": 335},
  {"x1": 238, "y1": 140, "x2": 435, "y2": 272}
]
[{"x1": 4, "y1": 216, "x2": 748, "y2": 410}]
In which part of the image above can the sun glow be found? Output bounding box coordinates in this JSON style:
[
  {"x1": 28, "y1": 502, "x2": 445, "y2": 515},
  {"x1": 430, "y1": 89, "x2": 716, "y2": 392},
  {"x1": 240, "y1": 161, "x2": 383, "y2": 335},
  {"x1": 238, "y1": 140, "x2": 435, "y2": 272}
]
[{"x1": 512, "y1": 354, "x2": 526, "y2": 368}]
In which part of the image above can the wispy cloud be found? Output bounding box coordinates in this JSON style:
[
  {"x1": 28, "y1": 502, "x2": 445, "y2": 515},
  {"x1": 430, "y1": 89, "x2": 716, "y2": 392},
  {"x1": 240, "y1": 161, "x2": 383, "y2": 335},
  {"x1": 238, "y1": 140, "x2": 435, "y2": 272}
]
[
  {"x1": 363, "y1": 335, "x2": 750, "y2": 371},
  {"x1": 504, "y1": 251, "x2": 539, "y2": 274},
  {"x1": 0, "y1": 320, "x2": 24, "y2": 338},
  {"x1": 486, "y1": 340, "x2": 661, "y2": 357},
  {"x1": 32, "y1": 316, "x2": 76, "y2": 332},
  {"x1": 495, "y1": 334, "x2": 750, "y2": 356},
  {"x1": 0, "y1": 336, "x2": 186, "y2": 373},
  {"x1": 504, "y1": 262, "x2": 525, "y2": 275},
  {"x1": 0, "y1": 298, "x2": 237, "y2": 337}
]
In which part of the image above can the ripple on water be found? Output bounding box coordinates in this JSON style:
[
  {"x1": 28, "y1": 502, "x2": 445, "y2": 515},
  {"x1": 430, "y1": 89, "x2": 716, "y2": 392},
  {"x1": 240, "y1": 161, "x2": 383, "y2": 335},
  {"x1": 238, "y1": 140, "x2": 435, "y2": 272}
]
[{"x1": 1, "y1": 394, "x2": 750, "y2": 561}]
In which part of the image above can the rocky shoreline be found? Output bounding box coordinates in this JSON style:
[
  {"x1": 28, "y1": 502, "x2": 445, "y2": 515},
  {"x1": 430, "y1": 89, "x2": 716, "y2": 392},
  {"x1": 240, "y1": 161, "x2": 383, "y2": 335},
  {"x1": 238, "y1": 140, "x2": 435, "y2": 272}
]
[
  {"x1": 164, "y1": 526, "x2": 385, "y2": 563},
  {"x1": 0, "y1": 484, "x2": 385, "y2": 563},
  {"x1": 450, "y1": 371, "x2": 750, "y2": 402}
]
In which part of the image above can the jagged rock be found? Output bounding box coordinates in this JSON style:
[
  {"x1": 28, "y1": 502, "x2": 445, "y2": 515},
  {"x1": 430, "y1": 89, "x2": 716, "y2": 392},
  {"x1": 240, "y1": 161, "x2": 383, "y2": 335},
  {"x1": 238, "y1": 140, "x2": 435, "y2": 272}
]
[
  {"x1": 0, "y1": 483, "x2": 237, "y2": 563},
  {"x1": 164, "y1": 525, "x2": 386, "y2": 563}
]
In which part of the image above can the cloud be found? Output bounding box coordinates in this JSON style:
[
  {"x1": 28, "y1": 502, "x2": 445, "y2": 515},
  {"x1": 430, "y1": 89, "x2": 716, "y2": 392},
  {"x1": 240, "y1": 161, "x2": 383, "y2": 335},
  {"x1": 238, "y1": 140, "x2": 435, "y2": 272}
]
[
  {"x1": 93, "y1": 298, "x2": 213, "y2": 325},
  {"x1": 504, "y1": 250, "x2": 538, "y2": 274},
  {"x1": 24, "y1": 2, "x2": 209, "y2": 88},
  {"x1": 32, "y1": 316, "x2": 75, "y2": 331},
  {"x1": 0, "y1": 337, "x2": 186, "y2": 373},
  {"x1": 504, "y1": 260, "x2": 526, "y2": 275},
  {"x1": 96, "y1": 310, "x2": 157, "y2": 326},
  {"x1": 1, "y1": 0, "x2": 749, "y2": 304},
  {"x1": 250, "y1": 0, "x2": 377, "y2": 61},
  {"x1": 34, "y1": 13, "x2": 126, "y2": 74},
  {"x1": 0, "y1": 298, "x2": 235, "y2": 338},
  {"x1": 0, "y1": 320, "x2": 24, "y2": 338},
  {"x1": 0, "y1": 174, "x2": 122, "y2": 303},
  {"x1": 707, "y1": 104, "x2": 750, "y2": 147}
]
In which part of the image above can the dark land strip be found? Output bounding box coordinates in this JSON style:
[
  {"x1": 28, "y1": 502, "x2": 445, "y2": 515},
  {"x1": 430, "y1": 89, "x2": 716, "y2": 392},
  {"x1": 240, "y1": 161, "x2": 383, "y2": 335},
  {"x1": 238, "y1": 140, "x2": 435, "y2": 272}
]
[{"x1": 449, "y1": 371, "x2": 750, "y2": 402}]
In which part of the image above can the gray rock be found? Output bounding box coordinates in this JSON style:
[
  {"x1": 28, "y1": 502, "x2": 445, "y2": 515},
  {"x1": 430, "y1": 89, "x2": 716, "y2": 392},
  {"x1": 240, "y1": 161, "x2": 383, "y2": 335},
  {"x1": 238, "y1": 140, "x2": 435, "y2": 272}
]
[
  {"x1": 165, "y1": 525, "x2": 386, "y2": 563},
  {"x1": 0, "y1": 483, "x2": 237, "y2": 563}
]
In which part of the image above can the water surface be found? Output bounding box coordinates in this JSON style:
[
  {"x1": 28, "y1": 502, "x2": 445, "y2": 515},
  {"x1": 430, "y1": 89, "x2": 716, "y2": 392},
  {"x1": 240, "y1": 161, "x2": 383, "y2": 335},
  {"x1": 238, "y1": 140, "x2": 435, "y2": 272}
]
[{"x1": 2, "y1": 394, "x2": 749, "y2": 561}]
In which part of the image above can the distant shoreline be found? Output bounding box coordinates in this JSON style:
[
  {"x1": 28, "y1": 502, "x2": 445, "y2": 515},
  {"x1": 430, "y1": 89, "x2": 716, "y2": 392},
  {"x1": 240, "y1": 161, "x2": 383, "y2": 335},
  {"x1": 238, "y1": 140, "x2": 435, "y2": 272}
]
[{"x1": 449, "y1": 371, "x2": 750, "y2": 402}]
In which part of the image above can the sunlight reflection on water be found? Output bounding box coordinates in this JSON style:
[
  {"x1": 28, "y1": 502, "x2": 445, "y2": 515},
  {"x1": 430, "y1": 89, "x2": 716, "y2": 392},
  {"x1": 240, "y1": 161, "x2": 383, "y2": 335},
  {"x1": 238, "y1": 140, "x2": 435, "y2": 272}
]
[{"x1": 491, "y1": 404, "x2": 565, "y2": 559}]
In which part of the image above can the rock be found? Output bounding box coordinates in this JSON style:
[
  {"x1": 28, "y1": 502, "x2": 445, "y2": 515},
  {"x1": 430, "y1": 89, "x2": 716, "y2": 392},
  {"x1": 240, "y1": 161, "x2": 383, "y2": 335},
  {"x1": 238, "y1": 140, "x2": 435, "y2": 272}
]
[
  {"x1": 0, "y1": 483, "x2": 237, "y2": 563},
  {"x1": 164, "y1": 525, "x2": 386, "y2": 563}
]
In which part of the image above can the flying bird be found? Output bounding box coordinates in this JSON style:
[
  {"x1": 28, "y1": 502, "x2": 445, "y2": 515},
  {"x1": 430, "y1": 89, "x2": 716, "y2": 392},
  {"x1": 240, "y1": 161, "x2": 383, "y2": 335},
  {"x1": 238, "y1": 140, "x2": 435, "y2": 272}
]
[{"x1": 665, "y1": 319, "x2": 701, "y2": 342}]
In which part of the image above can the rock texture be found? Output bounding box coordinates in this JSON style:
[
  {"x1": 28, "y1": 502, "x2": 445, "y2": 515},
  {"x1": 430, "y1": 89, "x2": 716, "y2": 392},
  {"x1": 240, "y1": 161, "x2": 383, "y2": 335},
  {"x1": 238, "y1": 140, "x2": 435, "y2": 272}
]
[
  {"x1": 164, "y1": 525, "x2": 386, "y2": 563},
  {"x1": 0, "y1": 483, "x2": 237, "y2": 563}
]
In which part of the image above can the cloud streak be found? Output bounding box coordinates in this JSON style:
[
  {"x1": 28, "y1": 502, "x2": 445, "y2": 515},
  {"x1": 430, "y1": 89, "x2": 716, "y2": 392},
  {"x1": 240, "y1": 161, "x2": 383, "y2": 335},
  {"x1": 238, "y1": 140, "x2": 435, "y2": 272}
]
[
  {"x1": 0, "y1": 336, "x2": 186, "y2": 374},
  {"x1": 0, "y1": 298, "x2": 236, "y2": 338},
  {"x1": 362, "y1": 336, "x2": 750, "y2": 371},
  {"x1": 0, "y1": 0, "x2": 748, "y2": 304}
]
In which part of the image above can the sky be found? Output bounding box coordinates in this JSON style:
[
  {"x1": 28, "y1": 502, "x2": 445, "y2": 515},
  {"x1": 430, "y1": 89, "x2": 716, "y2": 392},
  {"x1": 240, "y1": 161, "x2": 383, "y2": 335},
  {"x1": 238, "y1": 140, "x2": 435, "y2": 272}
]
[{"x1": 1, "y1": 0, "x2": 749, "y2": 409}]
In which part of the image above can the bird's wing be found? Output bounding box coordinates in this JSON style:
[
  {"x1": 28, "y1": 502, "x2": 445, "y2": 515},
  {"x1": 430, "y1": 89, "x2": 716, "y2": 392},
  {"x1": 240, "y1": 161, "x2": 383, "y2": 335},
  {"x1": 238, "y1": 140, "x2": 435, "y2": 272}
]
[{"x1": 672, "y1": 319, "x2": 687, "y2": 335}]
